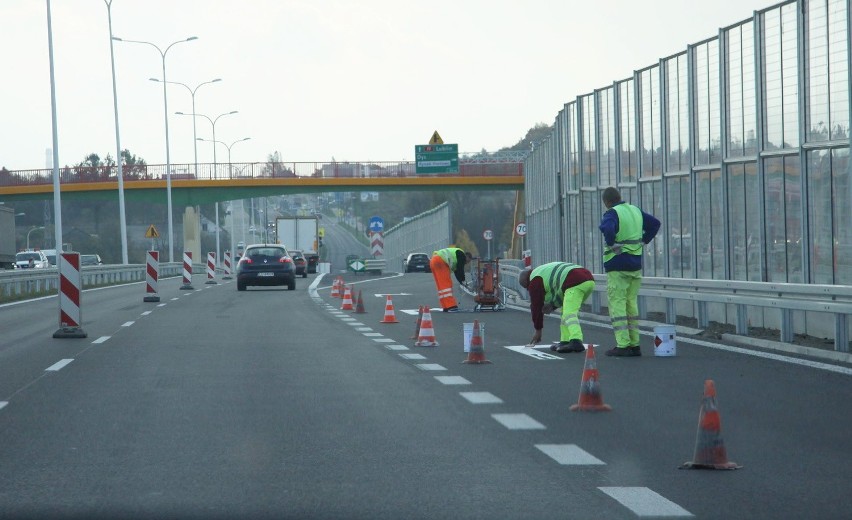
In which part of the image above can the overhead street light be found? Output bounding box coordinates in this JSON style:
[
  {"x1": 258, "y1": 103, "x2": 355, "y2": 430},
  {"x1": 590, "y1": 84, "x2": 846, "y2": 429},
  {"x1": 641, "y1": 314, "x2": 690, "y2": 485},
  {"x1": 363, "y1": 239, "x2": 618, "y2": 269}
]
[
  {"x1": 27, "y1": 226, "x2": 46, "y2": 250},
  {"x1": 112, "y1": 34, "x2": 198, "y2": 263},
  {"x1": 153, "y1": 78, "x2": 221, "y2": 177},
  {"x1": 103, "y1": 0, "x2": 129, "y2": 265},
  {"x1": 197, "y1": 137, "x2": 251, "y2": 263}
]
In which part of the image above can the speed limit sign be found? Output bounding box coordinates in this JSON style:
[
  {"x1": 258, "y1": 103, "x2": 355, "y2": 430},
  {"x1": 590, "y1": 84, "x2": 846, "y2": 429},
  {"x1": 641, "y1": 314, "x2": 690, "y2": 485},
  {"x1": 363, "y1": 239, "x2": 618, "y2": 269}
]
[
  {"x1": 483, "y1": 229, "x2": 493, "y2": 240},
  {"x1": 516, "y1": 223, "x2": 527, "y2": 236}
]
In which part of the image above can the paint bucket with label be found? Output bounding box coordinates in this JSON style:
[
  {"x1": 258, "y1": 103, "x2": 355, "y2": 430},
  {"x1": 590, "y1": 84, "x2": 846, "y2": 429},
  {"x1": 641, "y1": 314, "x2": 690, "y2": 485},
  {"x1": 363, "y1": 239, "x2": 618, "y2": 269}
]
[
  {"x1": 653, "y1": 325, "x2": 677, "y2": 356},
  {"x1": 463, "y1": 322, "x2": 485, "y2": 353}
]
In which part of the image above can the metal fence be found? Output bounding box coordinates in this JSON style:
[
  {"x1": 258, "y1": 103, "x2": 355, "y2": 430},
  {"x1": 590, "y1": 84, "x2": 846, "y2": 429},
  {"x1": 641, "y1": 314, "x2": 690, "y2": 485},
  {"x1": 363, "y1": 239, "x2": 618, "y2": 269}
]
[{"x1": 382, "y1": 202, "x2": 451, "y2": 272}]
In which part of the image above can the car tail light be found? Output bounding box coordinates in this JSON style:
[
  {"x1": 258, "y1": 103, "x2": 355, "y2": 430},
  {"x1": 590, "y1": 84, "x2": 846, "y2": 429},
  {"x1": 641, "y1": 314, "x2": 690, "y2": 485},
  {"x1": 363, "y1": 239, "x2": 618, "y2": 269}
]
[
  {"x1": 242, "y1": 258, "x2": 253, "y2": 264},
  {"x1": 279, "y1": 257, "x2": 292, "y2": 264}
]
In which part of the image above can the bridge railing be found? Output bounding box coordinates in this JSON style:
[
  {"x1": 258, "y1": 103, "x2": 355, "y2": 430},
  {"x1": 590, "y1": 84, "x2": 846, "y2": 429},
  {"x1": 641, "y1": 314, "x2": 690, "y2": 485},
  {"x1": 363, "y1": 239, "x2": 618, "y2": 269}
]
[
  {"x1": 1, "y1": 158, "x2": 524, "y2": 187},
  {"x1": 497, "y1": 263, "x2": 852, "y2": 353},
  {"x1": 0, "y1": 263, "x2": 184, "y2": 301}
]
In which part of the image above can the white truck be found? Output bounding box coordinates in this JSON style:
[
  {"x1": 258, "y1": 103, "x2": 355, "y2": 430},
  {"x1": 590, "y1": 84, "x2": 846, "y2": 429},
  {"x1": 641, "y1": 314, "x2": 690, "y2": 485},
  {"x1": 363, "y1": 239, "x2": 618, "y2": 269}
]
[{"x1": 276, "y1": 216, "x2": 320, "y2": 272}]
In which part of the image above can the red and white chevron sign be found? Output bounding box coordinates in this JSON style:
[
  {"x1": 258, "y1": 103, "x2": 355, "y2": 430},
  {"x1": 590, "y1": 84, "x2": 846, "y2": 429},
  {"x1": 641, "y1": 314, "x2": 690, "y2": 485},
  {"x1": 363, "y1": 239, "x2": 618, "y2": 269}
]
[
  {"x1": 58, "y1": 252, "x2": 82, "y2": 328},
  {"x1": 371, "y1": 232, "x2": 383, "y2": 256}
]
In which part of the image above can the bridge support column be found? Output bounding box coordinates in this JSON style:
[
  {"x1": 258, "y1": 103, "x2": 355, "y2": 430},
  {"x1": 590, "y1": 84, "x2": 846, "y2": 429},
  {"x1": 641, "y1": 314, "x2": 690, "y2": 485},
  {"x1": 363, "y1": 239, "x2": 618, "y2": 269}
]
[{"x1": 183, "y1": 206, "x2": 202, "y2": 268}]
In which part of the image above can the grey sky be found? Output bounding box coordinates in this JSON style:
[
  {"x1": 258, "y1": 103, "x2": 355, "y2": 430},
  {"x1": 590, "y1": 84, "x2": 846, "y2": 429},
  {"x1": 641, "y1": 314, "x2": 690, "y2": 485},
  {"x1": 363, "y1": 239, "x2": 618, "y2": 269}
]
[{"x1": 2, "y1": 0, "x2": 774, "y2": 171}]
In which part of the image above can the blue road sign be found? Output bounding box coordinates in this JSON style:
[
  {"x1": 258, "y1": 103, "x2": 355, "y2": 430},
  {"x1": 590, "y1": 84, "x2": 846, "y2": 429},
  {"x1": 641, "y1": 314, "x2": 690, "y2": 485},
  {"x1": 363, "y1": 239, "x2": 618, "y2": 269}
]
[{"x1": 369, "y1": 216, "x2": 384, "y2": 233}]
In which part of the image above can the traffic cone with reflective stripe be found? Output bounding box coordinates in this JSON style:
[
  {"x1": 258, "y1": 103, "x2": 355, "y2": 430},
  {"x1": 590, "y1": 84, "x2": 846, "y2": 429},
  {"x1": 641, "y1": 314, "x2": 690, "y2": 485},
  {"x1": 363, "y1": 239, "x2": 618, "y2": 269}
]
[
  {"x1": 415, "y1": 306, "x2": 439, "y2": 347},
  {"x1": 331, "y1": 277, "x2": 341, "y2": 298},
  {"x1": 570, "y1": 345, "x2": 612, "y2": 412},
  {"x1": 411, "y1": 305, "x2": 424, "y2": 339},
  {"x1": 340, "y1": 285, "x2": 354, "y2": 311},
  {"x1": 355, "y1": 290, "x2": 366, "y2": 314},
  {"x1": 680, "y1": 380, "x2": 741, "y2": 470},
  {"x1": 462, "y1": 320, "x2": 491, "y2": 364},
  {"x1": 381, "y1": 295, "x2": 399, "y2": 323}
]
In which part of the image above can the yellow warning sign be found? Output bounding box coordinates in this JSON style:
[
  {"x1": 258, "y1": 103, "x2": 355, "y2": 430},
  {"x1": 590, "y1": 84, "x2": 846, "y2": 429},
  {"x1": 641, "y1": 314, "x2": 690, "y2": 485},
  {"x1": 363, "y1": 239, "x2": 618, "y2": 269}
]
[
  {"x1": 145, "y1": 224, "x2": 160, "y2": 239},
  {"x1": 429, "y1": 131, "x2": 444, "y2": 145},
  {"x1": 318, "y1": 227, "x2": 325, "y2": 238}
]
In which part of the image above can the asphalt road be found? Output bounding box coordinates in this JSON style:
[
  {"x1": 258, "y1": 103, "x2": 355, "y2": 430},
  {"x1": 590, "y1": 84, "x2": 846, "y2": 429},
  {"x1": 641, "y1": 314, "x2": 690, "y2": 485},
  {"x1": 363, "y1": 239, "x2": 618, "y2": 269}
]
[{"x1": 1, "y1": 269, "x2": 851, "y2": 519}]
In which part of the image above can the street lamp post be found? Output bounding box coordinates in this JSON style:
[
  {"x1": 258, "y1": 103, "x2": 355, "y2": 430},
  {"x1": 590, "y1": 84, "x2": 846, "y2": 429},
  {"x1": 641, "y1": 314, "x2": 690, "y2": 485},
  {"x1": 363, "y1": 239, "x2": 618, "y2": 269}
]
[
  {"x1": 103, "y1": 0, "x2": 129, "y2": 265},
  {"x1": 27, "y1": 226, "x2": 46, "y2": 250},
  {"x1": 197, "y1": 137, "x2": 250, "y2": 263},
  {"x1": 112, "y1": 35, "x2": 198, "y2": 263},
  {"x1": 155, "y1": 78, "x2": 221, "y2": 177}
]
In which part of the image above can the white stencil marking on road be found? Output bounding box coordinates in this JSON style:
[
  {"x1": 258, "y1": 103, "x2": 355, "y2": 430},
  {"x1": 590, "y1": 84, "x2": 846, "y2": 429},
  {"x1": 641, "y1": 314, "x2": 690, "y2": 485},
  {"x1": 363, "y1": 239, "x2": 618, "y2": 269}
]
[{"x1": 505, "y1": 345, "x2": 563, "y2": 360}]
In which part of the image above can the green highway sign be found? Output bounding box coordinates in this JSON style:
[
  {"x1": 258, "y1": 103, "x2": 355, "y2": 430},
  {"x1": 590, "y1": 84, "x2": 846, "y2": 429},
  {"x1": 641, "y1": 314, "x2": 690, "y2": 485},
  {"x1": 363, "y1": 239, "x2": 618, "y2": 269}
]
[{"x1": 415, "y1": 143, "x2": 459, "y2": 174}]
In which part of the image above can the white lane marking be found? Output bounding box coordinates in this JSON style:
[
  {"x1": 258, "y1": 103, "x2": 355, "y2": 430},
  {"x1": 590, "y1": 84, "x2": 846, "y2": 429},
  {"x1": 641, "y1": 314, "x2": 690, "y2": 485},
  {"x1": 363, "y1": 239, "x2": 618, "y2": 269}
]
[
  {"x1": 373, "y1": 338, "x2": 395, "y2": 343},
  {"x1": 157, "y1": 303, "x2": 166, "y2": 307},
  {"x1": 92, "y1": 336, "x2": 110, "y2": 344},
  {"x1": 435, "y1": 376, "x2": 471, "y2": 385},
  {"x1": 141, "y1": 311, "x2": 152, "y2": 316},
  {"x1": 416, "y1": 363, "x2": 447, "y2": 371},
  {"x1": 0, "y1": 402, "x2": 7, "y2": 410},
  {"x1": 385, "y1": 345, "x2": 409, "y2": 351},
  {"x1": 46, "y1": 359, "x2": 74, "y2": 371},
  {"x1": 598, "y1": 487, "x2": 693, "y2": 517},
  {"x1": 340, "y1": 317, "x2": 357, "y2": 322},
  {"x1": 399, "y1": 309, "x2": 420, "y2": 315},
  {"x1": 400, "y1": 353, "x2": 427, "y2": 360},
  {"x1": 374, "y1": 293, "x2": 412, "y2": 297},
  {"x1": 362, "y1": 333, "x2": 383, "y2": 337},
  {"x1": 460, "y1": 392, "x2": 503, "y2": 404},
  {"x1": 491, "y1": 413, "x2": 546, "y2": 430},
  {"x1": 505, "y1": 345, "x2": 563, "y2": 360},
  {"x1": 121, "y1": 321, "x2": 134, "y2": 327},
  {"x1": 536, "y1": 444, "x2": 605, "y2": 465},
  {"x1": 356, "y1": 327, "x2": 373, "y2": 332},
  {"x1": 346, "y1": 322, "x2": 365, "y2": 327}
]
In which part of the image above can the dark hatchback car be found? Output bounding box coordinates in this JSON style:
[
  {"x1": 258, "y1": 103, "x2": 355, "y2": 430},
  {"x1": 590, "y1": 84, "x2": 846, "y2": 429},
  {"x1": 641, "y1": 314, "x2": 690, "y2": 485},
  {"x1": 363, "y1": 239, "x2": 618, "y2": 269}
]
[
  {"x1": 236, "y1": 244, "x2": 296, "y2": 291},
  {"x1": 304, "y1": 251, "x2": 320, "y2": 273},
  {"x1": 403, "y1": 252, "x2": 431, "y2": 273},
  {"x1": 290, "y1": 249, "x2": 308, "y2": 278}
]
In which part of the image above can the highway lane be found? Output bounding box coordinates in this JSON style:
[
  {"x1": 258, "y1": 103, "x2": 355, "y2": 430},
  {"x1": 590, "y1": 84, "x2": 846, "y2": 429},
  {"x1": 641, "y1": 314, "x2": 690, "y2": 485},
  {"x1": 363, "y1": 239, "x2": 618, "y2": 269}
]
[{"x1": 0, "y1": 271, "x2": 851, "y2": 518}]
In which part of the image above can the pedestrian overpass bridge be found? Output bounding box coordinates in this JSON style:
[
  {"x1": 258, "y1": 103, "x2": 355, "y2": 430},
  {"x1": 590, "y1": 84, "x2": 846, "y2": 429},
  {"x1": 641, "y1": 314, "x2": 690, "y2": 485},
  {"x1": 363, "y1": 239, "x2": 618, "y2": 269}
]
[{"x1": 0, "y1": 156, "x2": 525, "y2": 205}]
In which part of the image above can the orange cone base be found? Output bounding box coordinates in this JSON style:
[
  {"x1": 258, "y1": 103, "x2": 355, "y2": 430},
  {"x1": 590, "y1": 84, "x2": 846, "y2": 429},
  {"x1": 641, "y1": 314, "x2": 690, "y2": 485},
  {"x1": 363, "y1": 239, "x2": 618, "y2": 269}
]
[
  {"x1": 462, "y1": 356, "x2": 492, "y2": 364},
  {"x1": 680, "y1": 461, "x2": 742, "y2": 470},
  {"x1": 570, "y1": 402, "x2": 612, "y2": 412}
]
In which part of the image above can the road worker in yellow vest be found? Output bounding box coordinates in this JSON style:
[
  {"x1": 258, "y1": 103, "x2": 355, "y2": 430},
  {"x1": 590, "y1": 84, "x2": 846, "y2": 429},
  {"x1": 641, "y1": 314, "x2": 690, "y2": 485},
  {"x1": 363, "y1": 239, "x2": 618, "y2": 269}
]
[
  {"x1": 429, "y1": 247, "x2": 472, "y2": 312},
  {"x1": 599, "y1": 187, "x2": 661, "y2": 357},
  {"x1": 519, "y1": 262, "x2": 596, "y2": 353}
]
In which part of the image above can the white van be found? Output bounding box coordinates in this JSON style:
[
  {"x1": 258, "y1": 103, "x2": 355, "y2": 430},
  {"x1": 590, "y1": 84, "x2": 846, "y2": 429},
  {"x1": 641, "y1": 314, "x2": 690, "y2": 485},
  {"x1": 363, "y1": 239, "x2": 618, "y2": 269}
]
[{"x1": 15, "y1": 250, "x2": 50, "y2": 269}]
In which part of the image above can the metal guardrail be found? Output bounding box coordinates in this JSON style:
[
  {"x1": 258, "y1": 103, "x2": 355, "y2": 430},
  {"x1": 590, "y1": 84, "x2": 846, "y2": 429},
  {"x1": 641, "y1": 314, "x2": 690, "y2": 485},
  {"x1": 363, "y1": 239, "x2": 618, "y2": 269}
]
[
  {"x1": 0, "y1": 263, "x2": 185, "y2": 300},
  {"x1": 497, "y1": 263, "x2": 852, "y2": 353},
  {"x1": 363, "y1": 259, "x2": 386, "y2": 274}
]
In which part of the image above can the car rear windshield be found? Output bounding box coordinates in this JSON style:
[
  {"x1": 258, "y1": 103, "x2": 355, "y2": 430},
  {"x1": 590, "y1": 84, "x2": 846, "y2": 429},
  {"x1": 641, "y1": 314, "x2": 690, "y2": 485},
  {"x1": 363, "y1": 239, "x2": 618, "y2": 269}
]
[
  {"x1": 247, "y1": 248, "x2": 287, "y2": 259},
  {"x1": 16, "y1": 253, "x2": 42, "y2": 261}
]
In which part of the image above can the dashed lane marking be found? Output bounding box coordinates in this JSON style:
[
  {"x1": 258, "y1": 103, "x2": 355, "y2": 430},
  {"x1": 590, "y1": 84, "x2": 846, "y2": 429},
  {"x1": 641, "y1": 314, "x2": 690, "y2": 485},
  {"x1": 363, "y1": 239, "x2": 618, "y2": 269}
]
[
  {"x1": 356, "y1": 327, "x2": 373, "y2": 332},
  {"x1": 416, "y1": 363, "x2": 446, "y2": 371},
  {"x1": 372, "y1": 338, "x2": 395, "y2": 343},
  {"x1": 121, "y1": 321, "x2": 134, "y2": 327},
  {"x1": 92, "y1": 336, "x2": 110, "y2": 344},
  {"x1": 141, "y1": 311, "x2": 152, "y2": 316},
  {"x1": 157, "y1": 303, "x2": 166, "y2": 307},
  {"x1": 535, "y1": 444, "x2": 605, "y2": 465},
  {"x1": 46, "y1": 359, "x2": 74, "y2": 372},
  {"x1": 0, "y1": 402, "x2": 7, "y2": 410},
  {"x1": 362, "y1": 333, "x2": 382, "y2": 337},
  {"x1": 435, "y1": 376, "x2": 471, "y2": 385},
  {"x1": 400, "y1": 353, "x2": 426, "y2": 360},
  {"x1": 460, "y1": 392, "x2": 503, "y2": 404},
  {"x1": 385, "y1": 345, "x2": 409, "y2": 351},
  {"x1": 491, "y1": 413, "x2": 545, "y2": 430},
  {"x1": 598, "y1": 487, "x2": 693, "y2": 518}
]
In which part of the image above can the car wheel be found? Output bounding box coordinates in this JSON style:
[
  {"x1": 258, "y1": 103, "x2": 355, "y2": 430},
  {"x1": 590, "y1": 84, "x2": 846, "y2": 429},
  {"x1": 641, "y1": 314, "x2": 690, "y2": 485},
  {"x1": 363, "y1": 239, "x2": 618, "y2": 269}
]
[
  {"x1": 237, "y1": 282, "x2": 246, "y2": 291},
  {"x1": 288, "y1": 280, "x2": 296, "y2": 290}
]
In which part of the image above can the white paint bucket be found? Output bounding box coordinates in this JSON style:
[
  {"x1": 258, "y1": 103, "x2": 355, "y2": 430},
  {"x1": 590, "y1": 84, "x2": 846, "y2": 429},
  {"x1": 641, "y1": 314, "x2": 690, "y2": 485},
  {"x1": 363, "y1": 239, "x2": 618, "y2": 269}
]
[
  {"x1": 653, "y1": 325, "x2": 677, "y2": 357},
  {"x1": 463, "y1": 322, "x2": 485, "y2": 353}
]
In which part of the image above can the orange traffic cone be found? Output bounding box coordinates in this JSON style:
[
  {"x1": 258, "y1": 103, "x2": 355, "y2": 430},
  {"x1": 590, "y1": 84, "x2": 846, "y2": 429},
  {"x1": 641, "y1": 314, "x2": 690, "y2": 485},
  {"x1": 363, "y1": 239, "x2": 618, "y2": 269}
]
[
  {"x1": 680, "y1": 380, "x2": 741, "y2": 470},
  {"x1": 462, "y1": 320, "x2": 491, "y2": 364},
  {"x1": 355, "y1": 290, "x2": 366, "y2": 314},
  {"x1": 331, "y1": 277, "x2": 341, "y2": 298},
  {"x1": 411, "y1": 305, "x2": 424, "y2": 339},
  {"x1": 570, "y1": 345, "x2": 612, "y2": 412},
  {"x1": 340, "y1": 285, "x2": 354, "y2": 311},
  {"x1": 414, "y1": 306, "x2": 439, "y2": 347},
  {"x1": 381, "y1": 295, "x2": 399, "y2": 323}
]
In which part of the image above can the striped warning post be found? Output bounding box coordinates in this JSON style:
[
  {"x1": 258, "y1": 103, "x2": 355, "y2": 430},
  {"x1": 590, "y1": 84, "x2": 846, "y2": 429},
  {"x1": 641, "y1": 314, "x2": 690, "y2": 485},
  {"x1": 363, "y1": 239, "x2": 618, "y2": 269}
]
[
  {"x1": 206, "y1": 252, "x2": 218, "y2": 285},
  {"x1": 222, "y1": 251, "x2": 233, "y2": 280},
  {"x1": 180, "y1": 251, "x2": 195, "y2": 290},
  {"x1": 144, "y1": 250, "x2": 161, "y2": 302},
  {"x1": 53, "y1": 252, "x2": 87, "y2": 338}
]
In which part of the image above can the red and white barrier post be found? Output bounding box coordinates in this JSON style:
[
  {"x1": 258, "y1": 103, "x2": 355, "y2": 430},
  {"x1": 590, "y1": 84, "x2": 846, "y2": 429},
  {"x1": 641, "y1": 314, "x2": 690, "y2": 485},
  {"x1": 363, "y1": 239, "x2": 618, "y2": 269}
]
[
  {"x1": 53, "y1": 252, "x2": 87, "y2": 338},
  {"x1": 144, "y1": 250, "x2": 160, "y2": 302},
  {"x1": 222, "y1": 250, "x2": 233, "y2": 280},
  {"x1": 206, "y1": 252, "x2": 217, "y2": 285},
  {"x1": 180, "y1": 251, "x2": 195, "y2": 290}
]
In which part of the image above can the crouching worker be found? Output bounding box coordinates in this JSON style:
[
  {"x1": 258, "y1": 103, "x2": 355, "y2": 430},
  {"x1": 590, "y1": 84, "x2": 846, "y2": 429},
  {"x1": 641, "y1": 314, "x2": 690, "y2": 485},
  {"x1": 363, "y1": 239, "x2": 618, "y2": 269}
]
[
  {"x1": 430, "y1": 247, "x2": 472, "y2": 312},
  {"x1": 519, "y1": 261, "x2": 596, "y2": 353}
]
